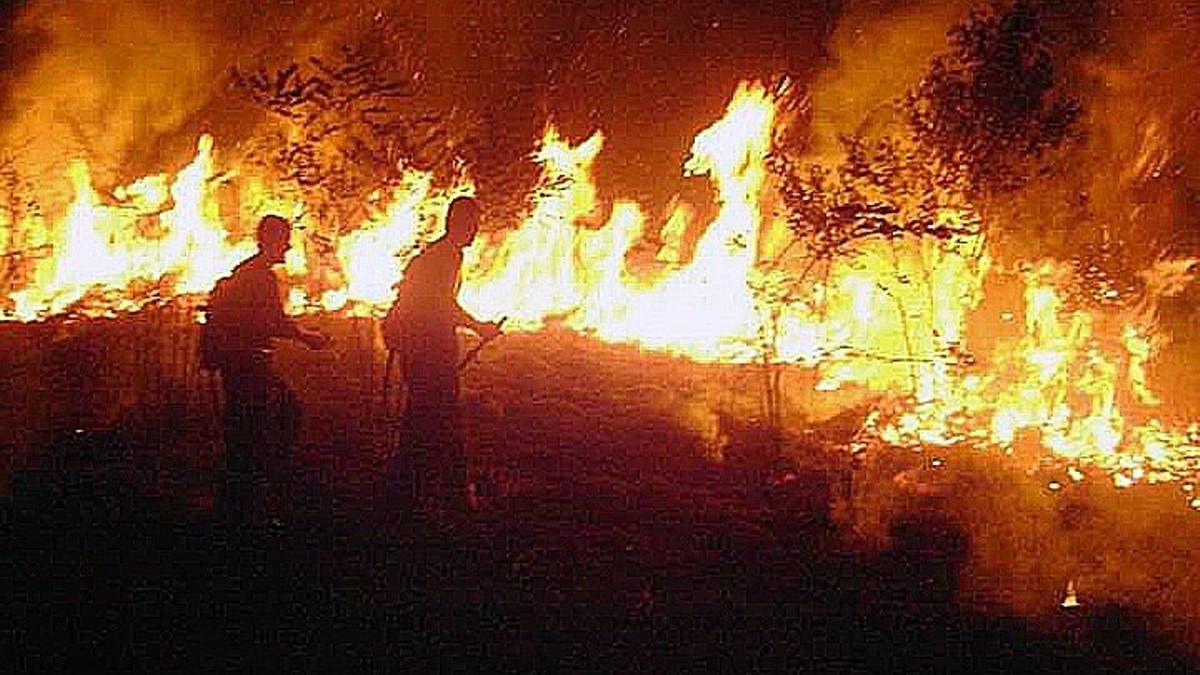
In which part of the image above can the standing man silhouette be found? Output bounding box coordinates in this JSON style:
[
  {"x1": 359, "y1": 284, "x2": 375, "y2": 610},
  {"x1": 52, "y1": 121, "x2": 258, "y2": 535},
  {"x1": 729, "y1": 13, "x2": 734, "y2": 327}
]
[
  {"x1": 206, "y1": 215, "x2": 329, "y2": 526},
  {"x1": 386, "y1": 197, "x2": 500, "y2": 515}
]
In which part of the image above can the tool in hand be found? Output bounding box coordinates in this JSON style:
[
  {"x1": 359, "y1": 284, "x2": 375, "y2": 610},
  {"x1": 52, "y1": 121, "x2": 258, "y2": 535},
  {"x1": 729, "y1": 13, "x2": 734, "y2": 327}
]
[{"x1": 458, "y1": 316, "x2": 508, "y2": 371}]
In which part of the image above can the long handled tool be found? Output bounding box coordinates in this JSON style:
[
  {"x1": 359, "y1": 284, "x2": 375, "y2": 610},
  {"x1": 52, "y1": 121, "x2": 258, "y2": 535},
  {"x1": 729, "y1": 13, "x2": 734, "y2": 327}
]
[
  {"x1": 382, "y1": 316, "x2": 507, "y2": 415},
  {"x1": 458, "y1": 317, "x2": 508, "y2": 371},
  {"x1": 382, "y1": 347, "x2": 404, "y2": 414}
]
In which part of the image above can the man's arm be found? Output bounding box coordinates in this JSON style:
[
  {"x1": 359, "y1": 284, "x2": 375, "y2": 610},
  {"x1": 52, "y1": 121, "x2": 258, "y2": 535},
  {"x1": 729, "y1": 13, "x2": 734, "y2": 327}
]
[
  {"x1": 261, "y1": 271, "x2": 302, "y2": 339},
  {"x1": 451, "y1": 301, "x2": 500, "y2": 339},
  {"x1": 262, "y1": 271, "x2": 329, "y2": 349},
  {"x1": 442, "y1": 247, "x2": 500, "y2": 338}
]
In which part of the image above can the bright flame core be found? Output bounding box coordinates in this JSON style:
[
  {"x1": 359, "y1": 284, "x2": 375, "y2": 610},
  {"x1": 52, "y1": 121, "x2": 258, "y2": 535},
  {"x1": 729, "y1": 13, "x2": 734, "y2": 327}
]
[{"x1": 2, "y1": 81, "x2": 1199, "y2": 493}]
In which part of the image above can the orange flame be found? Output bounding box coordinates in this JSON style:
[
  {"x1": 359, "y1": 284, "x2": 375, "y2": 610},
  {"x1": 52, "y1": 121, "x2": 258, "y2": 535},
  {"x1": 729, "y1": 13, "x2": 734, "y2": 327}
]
[
  {"x1": 8, "y1": 135, "x2": 251, "y2": 319},
  {"x1": 2, "y1": 81, "x2": 1200, "y2": 497}
]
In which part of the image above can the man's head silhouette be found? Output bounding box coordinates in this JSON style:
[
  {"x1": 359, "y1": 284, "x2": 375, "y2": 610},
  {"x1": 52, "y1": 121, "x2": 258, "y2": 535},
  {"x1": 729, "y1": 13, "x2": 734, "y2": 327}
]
[
  {"x1": 257, "y1": 215, "x2": 292, "y2": 265},
  {"x1": 445, "y1": 197, "x2": 481, "y2": 249}
]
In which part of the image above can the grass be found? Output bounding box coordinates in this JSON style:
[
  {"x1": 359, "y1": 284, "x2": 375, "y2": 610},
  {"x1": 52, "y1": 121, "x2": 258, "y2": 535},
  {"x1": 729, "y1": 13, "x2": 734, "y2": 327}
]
[{"x1": 4, "y1": 313, "x2": 1199, "y2": 671}]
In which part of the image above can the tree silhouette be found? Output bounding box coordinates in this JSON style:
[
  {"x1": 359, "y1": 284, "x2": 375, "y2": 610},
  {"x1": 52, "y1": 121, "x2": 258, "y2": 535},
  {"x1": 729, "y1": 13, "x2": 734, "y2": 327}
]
[
  {"x1": 907, "y1": 0, "x2": 1081, "y2": 201},
  {"x1": 231, "y1": 42, "x2": 468, "y2": 233}
]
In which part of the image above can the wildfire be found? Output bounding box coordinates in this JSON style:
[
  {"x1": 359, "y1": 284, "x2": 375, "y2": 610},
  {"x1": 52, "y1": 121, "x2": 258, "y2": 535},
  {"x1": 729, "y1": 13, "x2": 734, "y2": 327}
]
[
  {"x1": 7, "y1": 135, "x2": 252, "y2": 320},
  {"x1": 1062, "y1": 580, "x2": 1081, "y2": 609},
  {"x1": 2, "y1": 80, "x2": 1199, "y2": 496},
  {"x1": 461, "y1": 82, "x2": 779, "y2": 361}
]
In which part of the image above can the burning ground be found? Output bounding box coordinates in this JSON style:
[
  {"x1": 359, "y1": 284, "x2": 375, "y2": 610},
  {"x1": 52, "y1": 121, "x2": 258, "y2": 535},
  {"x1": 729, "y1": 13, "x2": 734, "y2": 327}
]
[
  {"x1": 5, "y1": 0, "x2": 1200, "y2": 669},
  {"x1": 6, "y1": 318, "x2": 1200, "y2": 670}
]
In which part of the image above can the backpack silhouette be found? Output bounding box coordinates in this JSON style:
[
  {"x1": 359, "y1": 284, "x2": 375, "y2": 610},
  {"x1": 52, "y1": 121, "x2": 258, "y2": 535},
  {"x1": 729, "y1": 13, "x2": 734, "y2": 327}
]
[{"x1": 198, "y1": 275, "x2": 237, "y2": 371}]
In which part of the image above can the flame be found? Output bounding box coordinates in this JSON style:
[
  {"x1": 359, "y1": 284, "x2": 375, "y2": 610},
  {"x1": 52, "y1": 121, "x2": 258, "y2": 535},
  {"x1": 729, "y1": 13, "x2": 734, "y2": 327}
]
[
  {"x1": 459, "y1": 125, "x2": 607, "y2": 327},
  {"x1": 1062, "y1": 579, "x2": 1080, "y2": 608},
  {"x1": 3, "y1": 80, "x2": 1200, "y2": 497},
  {"x1": 460, "y1": 82, "x2": 780, "y2": 362},
  {"x1": 336, "y1": 170, "x2": 472, "y2": 309},
  {"x1": 7, "y1": 135, "x2": 251, "y2": 319},
  {"x1": 876, "y1": 258, "x2": 1200, "y2": 489}
]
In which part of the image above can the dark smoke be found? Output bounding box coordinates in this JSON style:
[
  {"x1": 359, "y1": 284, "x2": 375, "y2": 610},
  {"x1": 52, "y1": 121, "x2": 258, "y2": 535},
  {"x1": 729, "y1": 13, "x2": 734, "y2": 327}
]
[
  {"x1": 0, "y1": 0, "x2": 1194, "y2": 253},
  {"x1": 0, "y1": 0, "x2": 834, "y2": 216}
]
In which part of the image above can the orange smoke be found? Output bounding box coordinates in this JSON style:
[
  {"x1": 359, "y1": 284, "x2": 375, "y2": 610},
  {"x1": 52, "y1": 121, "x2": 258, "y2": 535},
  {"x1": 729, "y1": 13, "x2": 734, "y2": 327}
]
[{"x1": 1, "y1": 80, "x2": 1198, "y2": 496}]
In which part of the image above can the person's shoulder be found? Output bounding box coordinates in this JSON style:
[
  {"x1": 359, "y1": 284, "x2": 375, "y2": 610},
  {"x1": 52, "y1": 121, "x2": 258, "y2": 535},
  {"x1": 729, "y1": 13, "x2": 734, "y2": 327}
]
[
  {"x1": 429, "y1": 239, "x2": 461, "y2": 263},
  {"x1": 421, "y1": 237, "x2": 451, "y2": 254},
  {"x1": 230, "y1": 253, "x2": 261, "y2": 274},
  {"x1": 234, "y1": 255, "x2": 275, "y2": 280},
  {"x1": 224, "y1": 256, "x2": 276, "y2": 296},
  {"x1": 411, "y1": 239, "x2": 454, "y2": 267}
]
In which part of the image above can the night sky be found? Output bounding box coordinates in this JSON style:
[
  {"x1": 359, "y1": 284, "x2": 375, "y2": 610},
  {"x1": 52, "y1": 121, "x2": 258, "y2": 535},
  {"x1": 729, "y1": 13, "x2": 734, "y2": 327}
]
[{"x1": 0, "y1": 0, "x2": 1195, "y2": 237}]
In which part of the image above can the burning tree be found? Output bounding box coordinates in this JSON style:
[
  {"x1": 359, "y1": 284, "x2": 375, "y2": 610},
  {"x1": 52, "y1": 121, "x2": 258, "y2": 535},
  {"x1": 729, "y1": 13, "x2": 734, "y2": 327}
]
[
  {"x1": 231, "y1": 26, "x2": 545, "y2": 235},
  {"x1": 768, "y1": 134, "x2": 982, "y2": 286},
  {"x1": 755, "y1": 3, "x2": 1200, "y2": 493},
  {"x1": 0, "y1": 154, "x2": 44, "y2": 311},
  {"x1": 751, "y1": 1, "x2": 1085, "y2": 436},
  {"x1": 760, "y1": 0, "x2": 1081, "y2": 384},
  {"x1": 906, "y1": 0, "x2": 1081, "y2": 204},
  {"x1": 759, "y1": 131, "x2": 984, "y2": 427},
  {"x1": 231, "y1": 42, "x2": 466, "y2": 231},
  {"x1": 230, "y1": 31, "x2": 549, "y2": 309},
  {"x1": 909, "y1": 1, "x2": 1193, "y2": 322}
]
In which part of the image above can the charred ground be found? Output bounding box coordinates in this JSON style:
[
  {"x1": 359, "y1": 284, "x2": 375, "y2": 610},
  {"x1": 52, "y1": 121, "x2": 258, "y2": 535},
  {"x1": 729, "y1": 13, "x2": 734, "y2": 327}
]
[{"x1": 4, "y1": 316, "x2": 1199, "y2": 672}]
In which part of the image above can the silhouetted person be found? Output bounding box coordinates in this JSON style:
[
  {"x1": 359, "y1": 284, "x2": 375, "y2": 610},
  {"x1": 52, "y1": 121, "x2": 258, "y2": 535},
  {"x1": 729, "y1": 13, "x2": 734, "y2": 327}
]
[
  {"x1": 387, "y1": 196, "x2": 500, "y2": 514},
  {"x1": 206, "y1": 215, "x2": 329, "y2": 526}
]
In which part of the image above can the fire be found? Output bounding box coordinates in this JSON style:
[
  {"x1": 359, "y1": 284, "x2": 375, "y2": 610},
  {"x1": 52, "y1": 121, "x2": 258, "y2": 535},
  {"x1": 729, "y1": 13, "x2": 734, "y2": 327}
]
[
  {"x1": 1062, "y1": 580, "x2": 1080, "y2": 608},
  {"x1": 877, "y1": 258, "x2": 1200, "y2": 489},
  {"x1": 458, "y1": 125, "x2": 609, "y2": 327},
  {"x1": 460, "y1": 82, "x2": 780, "y2": 362},
  {"x1": 7, "y1": 135, "x2": 252, "y2": 319},
  {"x1": 2, "y1": 80, "x2": 1200, "y2": 496},
  {"x1": 334, "y1": 170, "x2": 473, "y2": 312}
]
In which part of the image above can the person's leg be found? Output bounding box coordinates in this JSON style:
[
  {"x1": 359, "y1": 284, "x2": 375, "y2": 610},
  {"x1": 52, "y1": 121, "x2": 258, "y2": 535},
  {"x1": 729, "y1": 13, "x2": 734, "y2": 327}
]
[
  {"x1": 400, "y1": 367, "x2": 437, "y2": 512},
  {"x1": 266, "y1": 377, "x2": 300, "y2": 522},
  {"x1": 445, "y1": 365, "x2": 468, "y2": 510},
  {"x1": 399, "y1": 349, "x2": 463, "y2": 513},
  {"x1": 221, "y1": 377, "x2": 257, "y2": 526},
  {"x1": 424, "y1": 367, "x2": 464, "y2": 512},
  {"x1": 221, "y1": 366, "x2": 271, "y2": 526}
]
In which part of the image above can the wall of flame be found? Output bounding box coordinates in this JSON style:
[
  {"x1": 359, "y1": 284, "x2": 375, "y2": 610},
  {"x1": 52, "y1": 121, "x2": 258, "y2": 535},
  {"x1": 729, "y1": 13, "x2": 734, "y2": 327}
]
[{"x1": 1, "y1": 80, "x2": 1199, "y2": 496}]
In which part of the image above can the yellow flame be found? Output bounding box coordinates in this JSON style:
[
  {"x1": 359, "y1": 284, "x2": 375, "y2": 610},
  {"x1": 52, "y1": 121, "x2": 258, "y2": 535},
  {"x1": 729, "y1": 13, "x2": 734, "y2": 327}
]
[
  {"x1": 3, "y1": 80, "x2": 1200, "y2": 497},
  {"x1": 336, "y1": 170, "x2": 471, "y2": 309},
  {"x1": 460, "y1": 125, "x2": 607, "y2": 327},
  {"x1": 1062, "y1": 580, "x2": 1080, "y2": 608},
  {"x1": 8, "y1": 135, "x2": 251, "y2": 318}
]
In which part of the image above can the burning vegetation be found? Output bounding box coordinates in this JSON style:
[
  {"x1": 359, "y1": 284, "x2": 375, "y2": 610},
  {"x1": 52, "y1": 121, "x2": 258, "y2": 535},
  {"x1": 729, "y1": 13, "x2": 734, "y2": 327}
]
[
  {"x1": 6, "y1": 0, "x2": 1200, "y2": 668},
  {"x1": 2, "y1": 1, "x2": 1198, "y2": 497}
]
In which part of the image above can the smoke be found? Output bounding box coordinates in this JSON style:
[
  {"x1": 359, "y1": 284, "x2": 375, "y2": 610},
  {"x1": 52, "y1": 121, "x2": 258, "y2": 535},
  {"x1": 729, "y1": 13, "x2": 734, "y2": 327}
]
[
  {"x1": 0, "y1": 0, "x2": 842, "y2": 221},
  {"x1": 806, "y1": 0, "x2": 973, "y2": 159},
  {"x1": 0, "y1": 1, "x2": 389, "y2": 200},
  {"x1": 0, "y1": 2, "x2": 546, "y2": 206},
  {"x1": 1, "y1": 1, "x2": 226, "y2": 195},
  {"x1": 1068, "y1": 0, "x2": 1200, "y2": 255},
  {"x1": 2, "y1": 0, "x2": 1192, "y2": 251},
  {"x1": 804, "y1": 0, "x2": 1200, "y2": 264}
]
